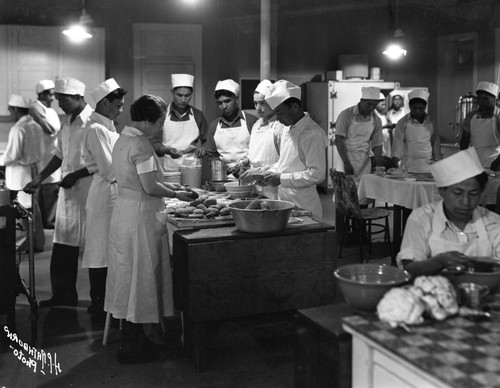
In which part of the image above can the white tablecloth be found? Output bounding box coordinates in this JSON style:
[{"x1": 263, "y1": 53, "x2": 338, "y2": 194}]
[{"x1": 358, "y1": 174, "x2": 500, "y2": 209}]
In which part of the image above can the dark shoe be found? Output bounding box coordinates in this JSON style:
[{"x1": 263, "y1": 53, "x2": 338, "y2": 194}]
[
  {"x1": 116, "y1": 346, "x2": 159, "y2": 364},
  {"x1": 39, "y1": 296, "x2": 78, "y2": 308},
  {"x1": 90, "y1": 310, "x2": 107, "y2": 326}
]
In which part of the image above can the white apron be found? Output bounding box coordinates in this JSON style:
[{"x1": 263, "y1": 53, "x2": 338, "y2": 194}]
[
  {"x1": 470, "y1": 116, "x2": 500, "y2": 168},
  {"x1": 82, "y1": 122, "x2": 119, "y2": 268},
  {"x1": 404, "y1": 121, "x2": 432, "y2": 173},
  {"x1": 428, "y1": 210, "x2": 492, "y2": 258},
  {"x1": 333, "y1": 117, "x2": 374, "y2": 184},
  {"x1": 6, "y1": 164, "x2": 37, "y2": 208},
  {"x1": 161, "y1": 105, "x2": 200, "y2": 171},
  {"x1": 277, "y1": 130, "x2": 322, "y2": 221},
  {"x1": 214, "y1": 113, "x2": 250, "y2": 164},
  {"x1": 53, "y1": 175, "x2": 92, "y2": 247},
  {"x1": 248, "y1": 119, "x2": 280, "y2": 199}
]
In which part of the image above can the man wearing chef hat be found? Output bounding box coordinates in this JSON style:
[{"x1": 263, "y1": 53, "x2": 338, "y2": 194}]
[
  {"x1": 397, "y1": 147, "x2": 500, "y2": 277},
  {"x1": 333, "y1": 86, "x2": 384, "y2": 184},
  {"x1": 392, "y1": 89, "x2": 442, "y2": 173},
  {"x1": 25, "y1": 76, "x2": 94, "y2": 308},
  {"x1": 150, "y1": 73, "x2": 208, "y2": 171},
  {"x1": 239, "y1": 80, "x2": 285, "y2": 199},
  {"x1": 1, "y1": 94, "x2": 45, "y2": 250},
  {"x1": 460, "y1": 81, "x2": 500, "y2": 170},
  {"x1": 82, "y1": 78, "x2": 126, "y2": 324},
  {"x1": 257, "y1": 80, "x2": 328, "y2": 220},
  {"x1": 205, "y1": 79, "x2": 258, "y2": 174},
  {"x1": 29, "y1": 79, "x2": 61, "y2": 229}
]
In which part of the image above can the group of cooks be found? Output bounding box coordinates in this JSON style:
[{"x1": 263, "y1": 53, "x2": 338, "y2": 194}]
[
  {"x1": 333, "y1": 80, "x2": 500, "y2": 280},
  {"x1": 2, "y1": 69, "x2": 500, "y2": 362},
  {"x1": 0, "y1": 74, "x2": 328, "y2": 364}
]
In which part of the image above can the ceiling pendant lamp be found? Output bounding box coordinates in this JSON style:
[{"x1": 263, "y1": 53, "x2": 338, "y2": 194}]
[
  {"x1": 383, "y1": 0, "x2": 407, "y2": 60},
  {"x1": 62, "y1": 0, "x2": 94, "y2": 43}
]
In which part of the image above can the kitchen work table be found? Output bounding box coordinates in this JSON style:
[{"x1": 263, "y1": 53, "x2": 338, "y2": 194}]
[
  {"x1": 172, "y1": 222, "x2": 336, "y2": 372},
  {"x1": 358, "y1": 173, "x2": 500, "y2": 252},
  {"x1": 342, "y1": 303, "x2": 500, "y2": 388}
]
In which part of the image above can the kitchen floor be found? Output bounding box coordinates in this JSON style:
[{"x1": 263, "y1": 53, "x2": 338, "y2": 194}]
[{"x1": 0, "y1": 193, "x2": 393, "y2": 388}]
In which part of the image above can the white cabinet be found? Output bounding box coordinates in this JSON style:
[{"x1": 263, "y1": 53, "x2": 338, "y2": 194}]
[{"x1": 0, "y1": 24, "x2": 105, "y2": 115}]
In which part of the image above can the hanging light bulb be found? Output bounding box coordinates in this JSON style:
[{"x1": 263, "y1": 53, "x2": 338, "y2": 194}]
[
  {"x1": 62, "y1": 0, "x2": 93, "y2": 43},
  {"x1": 383, "y1": 1, "x2": 407, "y2": 60}
]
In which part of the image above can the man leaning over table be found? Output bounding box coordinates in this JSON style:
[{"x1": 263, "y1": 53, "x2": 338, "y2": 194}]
[
  {"x1": 397, "y1": 147, "x2": 500, "y2": 278},
  {"x1": 333, "y1": 86, "x2": 384, "y2": 184}
]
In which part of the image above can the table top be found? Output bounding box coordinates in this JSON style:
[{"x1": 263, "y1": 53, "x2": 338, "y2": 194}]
[
  {"x1": 343, "y1": 294, "x2": 500, "y2": 388},
  {"x1": 173, "y1": 220, "x2": 333, "y2": 243},
  {"x1": 358, "y1": 173, "x2": 500, "y2": 209}
]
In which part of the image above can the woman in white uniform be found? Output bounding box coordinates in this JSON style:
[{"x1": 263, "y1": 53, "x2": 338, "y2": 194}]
[
  {"x1": 460, "y1": 81, "x2": 500, "y2": 169},
  {"x1": 392, "y1": 90, "x2": 442, "y2": 173},
  {"x1": 397, "y1": 148, "x2": 500, "y2": 277},
  {"x1": 240, "y1": 80, "x2": 285, "y2": 199},
  {"x1": 82, "y1": 79, "x2": 126, "y2": 325},
  {"x1": 105, "y1": 95, "x2": 195, "y2": 364}
]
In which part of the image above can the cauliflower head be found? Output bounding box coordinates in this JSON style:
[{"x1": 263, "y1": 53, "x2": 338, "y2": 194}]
[
  {"x1": 377, "y1": 288, "x2": 425, "y2": 327},
  {"x1": 412, "y1": 275, "x2": 458, "y2": 320}
]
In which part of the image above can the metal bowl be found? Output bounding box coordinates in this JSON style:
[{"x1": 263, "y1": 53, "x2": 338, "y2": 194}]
[
  {"x1": 334, "y1": 264, "x2": 411, "y2": 312},
  {"x1": 228, "y1": 199, "x2": 295, "y2": 233}
]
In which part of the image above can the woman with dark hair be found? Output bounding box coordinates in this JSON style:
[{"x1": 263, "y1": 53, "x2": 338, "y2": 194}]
[
  {"x1": 397, "y1": 148, "x2": 500, "y2": 278},
  {"x1": 105, "y1": 94, "x2": 196, "y2": 364}
]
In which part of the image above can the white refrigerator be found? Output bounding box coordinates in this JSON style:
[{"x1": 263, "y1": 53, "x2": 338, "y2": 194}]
[{"x1": 306, "y1": 80, "x2": 403, "y2": 191}]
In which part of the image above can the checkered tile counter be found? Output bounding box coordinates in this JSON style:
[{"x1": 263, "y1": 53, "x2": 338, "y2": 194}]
[{"x1": 343, "y1": 310, "x2": 500, "y2": 388}]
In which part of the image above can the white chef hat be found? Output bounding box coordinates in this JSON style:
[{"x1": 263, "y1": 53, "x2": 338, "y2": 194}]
[
  {"x1": 172, "y1": 74, "x2": 194, "y2": 89},
  {"x1": 8, "y1": 94, "x2": 29, "y2": 108},
  {"x1": 214, "y1": 79, "x2": 240, "y2": 96},
  {"x1": 476, "y1": 81, "x2": 499, "y2": 97},
  {"x1": 389, "y1": 90, "x2": 403, "y2": 98},
  {"x1": 54, "y1": 77, "x2": 86, "y2": 96},
  {"x1": 361, "y1": 87, "x2": 383, "y2": 100},
  {"x1": 254, "y1": 79, "x2": 273, "y2": 97},
  {"x1": 430, "y1": 147, "x2": 484, "y2": 188},
  {"x1": 265, "y1": 80, "x2": 302, "y2": 110},
  {"x1": 36, "y1": 80, "x2": 55, "y2": 94},
  {"x1": 91, "y1": 78, "x2": 121, "y2": 104},
  {"x1": 408, "y1": 89, "x2": 430, "y2": 103}
]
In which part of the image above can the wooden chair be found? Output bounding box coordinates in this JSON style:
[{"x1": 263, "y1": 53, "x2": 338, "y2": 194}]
[{"x1": 338, "y1": 204, "x2": 395, "y2": 265}]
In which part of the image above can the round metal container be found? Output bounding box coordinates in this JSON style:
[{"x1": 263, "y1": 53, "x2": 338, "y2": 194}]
[
  {"x1": 228, "y1": 200, "x2": 295, "y2": 233},
  {"x1": 211, "y1": 160, "x2": 227, "y2": 181}
]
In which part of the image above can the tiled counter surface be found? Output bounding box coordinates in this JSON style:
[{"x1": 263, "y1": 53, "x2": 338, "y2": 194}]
[{"x1": 342, "y1": 299, "x2": 500, "y2": 388}]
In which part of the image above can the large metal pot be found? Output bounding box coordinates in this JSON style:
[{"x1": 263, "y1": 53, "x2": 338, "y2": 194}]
[{"x1": 228, "y1": 199, "x2": 295, "y2": 233}]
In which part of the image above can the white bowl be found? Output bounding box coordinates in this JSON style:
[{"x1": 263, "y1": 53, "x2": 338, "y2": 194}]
[{"x1": 224, "y1": 181, "x2": 254, "y2": 198}]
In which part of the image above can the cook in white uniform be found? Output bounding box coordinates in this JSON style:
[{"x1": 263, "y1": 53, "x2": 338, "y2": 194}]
[
  {"x1": 386, "y1": 92, "x2": 406, "y2": 128},
  {"x1": 392, "y1": 89, "x2": 442, "y2": 173},
  {"x1": 460, "y1": 81, "x2": 500, "y2": 169},
  {"x1": 239, "y1": 80, "x2": 285, "y2": 199},
  {"x1": 333, "y1": 87, "x2": 384, "y2": 184},
  {"x1": 29, "y1": 79, "x2": 61, "y2": 229},
  {"x1": 1, "y1": 94, "x2": 45, "y2": 250},
  {"x1": 374, "y1": 93, "x2": 394, "y2": 159},
  {"x1": 257, "y1": 80, "x2": 327, "y2": 221},
  {"x1": 398, "y1": 147, "x2": 500, "y2": 277},
  {"x1": 205, "y1": 79, "x2": 258, "y2": 175},
  {"x1": 104, "y1": 95, "x2": 195, "y2": 364},
  {"x1": 150, "y1": 74, "x2": 208, "y2": 172},
  {"x1": 82, "y1": 78, "x2": 126, "y2": 325},
  {"x1": 24, "y1": 77, "x2": 93, "y2": 308}
]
